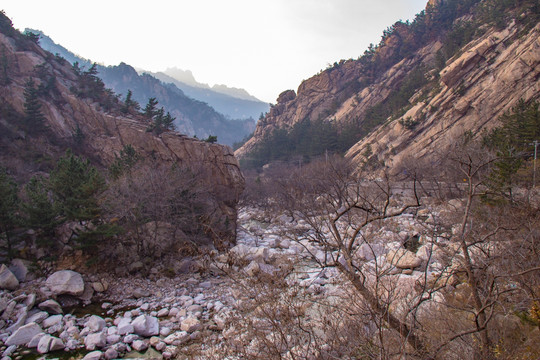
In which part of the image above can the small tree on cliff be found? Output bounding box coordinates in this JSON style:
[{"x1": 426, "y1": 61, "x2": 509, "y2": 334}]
[
  {"x1": 23, "y1": 78, "x2": 46, "y2": 133},
  {"x1": 143, "y1": 97, "x2": 159, "y2": 119},
  {"x1": 122, "y1": 89, "x2": 140, "y2": 114}
]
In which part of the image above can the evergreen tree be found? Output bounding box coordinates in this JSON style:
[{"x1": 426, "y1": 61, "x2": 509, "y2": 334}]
[
  {"x1": 23, "y1": 78, "x2": 46, "y2": 132},
  {"x1": 122, "y1": 89, "x2": 140, "y2": 114},
  {"x1": 109, "y1": 144, "x2": 141, "y2": 179},
  {"x1": 48, "y1": 150, "x2": 119, "y2": 252},
  {"x1": 22, "y1": 176, "x2": 58, "y2": 247},
  {"x1": 483, "y1": 99, "x2": 540, "y2": 198},
  {"x1": 49, "y1": 150, "x2": 106, "y2": 223},
  {"x1": 0, "y1": 168, "x2": 19, "y2": 259},
  {"x1": 143, "y1": 97, "x2": 159, "y2": 119},
  {"x1": 162, "y1": 111, "x2": 176, "y2": 131}
]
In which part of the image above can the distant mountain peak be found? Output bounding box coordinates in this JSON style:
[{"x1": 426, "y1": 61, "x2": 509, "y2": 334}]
[
  {"x1": 162, "y1": 67, "x2": 263, "y2": 103},
  {"x1": 163, "y1": 67, "x2": 206, "y2": 88}
]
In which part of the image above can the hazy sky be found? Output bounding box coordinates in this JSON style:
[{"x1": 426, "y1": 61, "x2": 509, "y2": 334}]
[{"x1": 2, "y1": 0, "x2": 427, "y2": 103}]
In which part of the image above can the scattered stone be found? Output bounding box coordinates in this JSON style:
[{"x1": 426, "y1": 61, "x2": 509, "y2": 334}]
[
  {"x1": 36, "y1": 335, "x2": 63, "y2": 353},
  {"x1": 168, "y1": 307, "x2": 179, "y2": 317},
  {"x1": 387, "y1": 248, "x2": 423, "y2": 269},
  {"x1": 92, "y1": 281, "x2": 109, "y2": 293},
  {"x1": 123, "y1": 334, "x2": 139, "y2": 344},
  {"x1": 84, "y1": 332, "x2": 106, "y2": 350},
  {"x1": 117, "y1": 317, "x2": 134, "y2": 335},
  {"x1": 155, "y1": 341, "x2": 166, "y2": 351},
  {"x1": 131, "y1": 339, "x2": 148, "y2": 352},
  {"x1": 132, "y1": 315, "x2": 159, "y2": 337},
  {"x1": 104, "y1": 348, "x2": 118, "y2": 360},
  {"x1": 45, "y1": 270, "x2": 85, "y2": 296},
  {"x1": 164, "y1": 331, "x2": 189, "y2": 345},
  {"x1": 27, "y1": 333, "x2": 46, "y2": 348},
  {"x1": 2, "y1": 345, "x2": 16, "y2": 358},
  {"x1": 86, "y1": 315, "x2": 106, "y2": 333},
  {"x1": 0, "y1": 265, "x2": 19, "y2": 291},
  {"x1": 5, "y1": 322, "x2": 42, "y2": 346},
  {"x1": 38, "y1": 300, "x2": 63, "y2": 315},
  {"x1": 186, "y1": 304, "x2": 203, "y2": 314},
  {"x1": 8, "y1": 259, "x2": 29, "y2": 283},
  {"x1": 157, "y1": 308, "x2": 169, "y2": 317},
  {"x1": 199, "y1": 281, "x2": 212, "y2": 289},
  {"x1": 160, "y1": 327, "x2": 171, "y2": 337},
  {"x1": 82, "y1": 350, "x2": 103, "y2": 360},
  {"x1": 106, "y1": 334, "x2": 121, "y2": 345},
  {"x1": 42, "y1": 315, "x2": 63, "y2": 328},
  {"x1": 79, "y1": 284, "x2": 95, "y2": 303},
  {"x1": 180, "y1": 317, "x2": 201, "y2": 333},
  {"x1": 132, "y1": 288, "x2": 150, "y2": 299}
]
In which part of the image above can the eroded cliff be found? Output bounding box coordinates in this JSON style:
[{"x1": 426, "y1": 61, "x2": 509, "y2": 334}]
[
  {"x1": 0, "y1": 16, "x2": 244, "y2": 247},
  {"x1": 236, "y1": 0, "x2": 540, "y2": 172}
]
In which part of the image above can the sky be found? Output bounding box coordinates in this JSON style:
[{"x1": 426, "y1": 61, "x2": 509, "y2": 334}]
[{"x1": 2, "y1": 0, "x2": 427, "y2": 103}]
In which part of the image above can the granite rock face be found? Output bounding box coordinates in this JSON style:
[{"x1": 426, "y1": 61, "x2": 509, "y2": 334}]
[
  {"x1": 0, "y1": 21, "x2": 244, "y2": 248},
  {"x1": 236, "y1": 10, "x2": 540, "y2": 174}
]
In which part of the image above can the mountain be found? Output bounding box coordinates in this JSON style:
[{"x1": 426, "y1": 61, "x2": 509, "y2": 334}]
[
  {"x1": 236, "y1": 0, "x2": 540, "y2": 170},
  {"x1": 148, "y1": 69, "x2": 269, "y2": 120},
  {"x1": 162, "y1": 67, "x2": 262, "y2": 101},
  {"x1": 0, "y1": 13, "x2": 244, "y2": 246},
  {"x1": 30, "y1": 29, "x2": 256, "y2": 146}
]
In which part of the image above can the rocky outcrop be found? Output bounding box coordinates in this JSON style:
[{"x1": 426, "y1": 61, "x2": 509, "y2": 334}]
[
  {"x1": 347, "y1": 21, "x2": 540, "y2": 170},
  {"x1": 236, "y1": 3, "x2": 539, "y2": 173},
  {"x1": 0, "y1": 17, "x2": 244, "y2": 246}
]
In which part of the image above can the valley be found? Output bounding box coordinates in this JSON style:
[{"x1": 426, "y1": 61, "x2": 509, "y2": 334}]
[{"x1": 0, "y1": 0, "x2": 539, "y2": 359}]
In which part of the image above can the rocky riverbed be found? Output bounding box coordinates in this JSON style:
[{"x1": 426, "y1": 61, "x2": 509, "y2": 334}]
[{"x1": 0, "y1": 199, "x2": 464, "y2": 360}]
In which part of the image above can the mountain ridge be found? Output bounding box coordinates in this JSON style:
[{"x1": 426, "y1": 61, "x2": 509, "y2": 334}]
[
  {"x1": 29, "y1": 29, "x2": 256, "y2": 146},
  {"x1": 32, "y1": 30, "x2": 268, "y2": 122},
  {"x1": 236, "y1": 0, "x2": 540, "y2": 170}
]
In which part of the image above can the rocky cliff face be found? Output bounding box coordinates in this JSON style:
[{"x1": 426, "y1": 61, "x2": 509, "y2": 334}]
[
  {"x1": 236, "y1": 0, "x2": 540, "y2": 171},
  {"x1": 0, "y1": 17, "x2": 244, "y2": 245},
  {"x1": 347, "y1": 21, "x2": 540, "y2": 170}
]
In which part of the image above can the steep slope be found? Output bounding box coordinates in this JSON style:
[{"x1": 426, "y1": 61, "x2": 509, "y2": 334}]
[
  {"x1": 31, "y1": 30, "x2": 256, "y2": 146},
  {"x1": 0, "y1": 13, "x2": 244, "y2": 245},
  {"x1": 347, "y1": 19, "x2": 540, "y2": 170},
  {"x1": 236, "y1": 0, "x2": 540, "y2": 170}
]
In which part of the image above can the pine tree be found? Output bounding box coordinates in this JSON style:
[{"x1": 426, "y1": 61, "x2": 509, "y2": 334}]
[
  {"x1": 162, "y1": 111, "x2": 176, "y2": 131},
  {"x1": 122, "y1": 89, "x2": 140, "y2": 114},
  {"x1": 48, "y1": 150, "x2": 119, "y2": 252},
  {"x1": 49, "y1": 150, "x2": 106, "y2": 223},
  {"x1": 22, "y1": 176, "x2": 58, "y2": 247},
  {"x1": 143, "y1": 97, "x2": 159, "y2": 119},
  {"x1": 23, "y1": 78, "x2": 46, "y2": 132},
  {"x1": 0, "y1": 168, "x2": 19, "y2": 259}
]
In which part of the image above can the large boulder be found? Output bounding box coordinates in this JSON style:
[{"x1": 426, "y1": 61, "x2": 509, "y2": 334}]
[
  {"x1": 9, "y1": 259, "x2": 29, "y2": 282},
  {"x1": 5, "y1": 322, "x2": 42, "y2": 346},
  {"x1": 45, "y1": 270, "x2": 85, "y2": 296},
  {"x1": 38, "y1": 299, "x2": 63, "y2": 314},
  {"x1": 132, "y1": 315, "x2": 159, "y2": 337},
  {"x1": 387, "y1": 248, "x2": 423, "y2": 269},
  {"x1": 85, "y1": 332, "x2": 107, "y2": 350},
  {"x1": 86, "y1": 315, "x2": 106, "y2": 333},
  {"x1": 0, "y1": 264, "x2": 19, "y2": 290}
]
